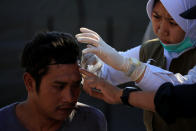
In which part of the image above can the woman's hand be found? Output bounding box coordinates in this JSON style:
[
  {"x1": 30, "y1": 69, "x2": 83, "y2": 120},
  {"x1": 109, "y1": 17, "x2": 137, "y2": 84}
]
[
  {"x1": 76, "y1": 27, "x2": 146, "y2": 81},
  {"x1": 76, "y1": 27, "x2": 129, "y2": 72}
]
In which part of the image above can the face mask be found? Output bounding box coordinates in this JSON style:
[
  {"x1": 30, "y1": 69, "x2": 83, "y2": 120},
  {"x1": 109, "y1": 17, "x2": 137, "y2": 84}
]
[{"x1": 160, "y1": 37, "x2": 194, "y2": 53}]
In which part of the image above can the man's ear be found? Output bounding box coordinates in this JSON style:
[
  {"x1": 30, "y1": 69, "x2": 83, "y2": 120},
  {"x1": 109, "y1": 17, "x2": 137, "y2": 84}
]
[{"x1": 23, "y1": 72, "x2": 36, "y2": 92}]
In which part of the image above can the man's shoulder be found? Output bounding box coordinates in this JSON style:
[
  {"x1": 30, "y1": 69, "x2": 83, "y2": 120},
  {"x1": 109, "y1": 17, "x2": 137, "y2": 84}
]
[
  {"x1": 75, "y1": 102, "x2": 105, "y2": 120},
  {"x1": 76, "y1": 102, "x2": 101, "y2": 113},
  {"x1": 0, "y1": 103, "x2": 17, "y2": 117},
  {"x1": 66, "y1": 102, "x2": 107, "y2": 131},
  {"x1": 0, "y1": 103, "x2": 22, "y2": 130}
]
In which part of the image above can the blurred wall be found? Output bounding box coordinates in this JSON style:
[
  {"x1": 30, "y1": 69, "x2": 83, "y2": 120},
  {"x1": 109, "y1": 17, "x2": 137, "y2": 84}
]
[{"x1": 0, "y1": 0, "x2": 150, "y2": 131}]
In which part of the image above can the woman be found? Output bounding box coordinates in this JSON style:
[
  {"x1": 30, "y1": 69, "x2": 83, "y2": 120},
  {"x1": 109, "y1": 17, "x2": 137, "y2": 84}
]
[
  {"x1": 77, "y1": 0, "x2": 196, "y2": 91},
  {"x1": 76, "y1": 0, "x2": 196, "y2": 131}
]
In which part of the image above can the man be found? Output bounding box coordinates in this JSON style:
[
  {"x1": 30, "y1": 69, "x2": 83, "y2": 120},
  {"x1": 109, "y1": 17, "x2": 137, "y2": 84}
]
[{"x1": 0, "y1": 32, "x2": 107, "y2": 131}]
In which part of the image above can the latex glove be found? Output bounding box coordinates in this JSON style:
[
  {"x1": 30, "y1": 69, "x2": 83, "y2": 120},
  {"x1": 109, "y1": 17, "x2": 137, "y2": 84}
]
[
  {"x1": 76, "y1": 27, "x2": 146, "y2": 81},
  {"x1": 81, "y1": 52, "x2": 103, "y2": 76}
]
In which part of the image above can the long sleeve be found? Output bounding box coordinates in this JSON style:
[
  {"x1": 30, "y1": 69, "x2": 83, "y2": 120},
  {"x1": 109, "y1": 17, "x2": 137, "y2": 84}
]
[
  {"x1": 99, "y1": 45, "x2": 196, "y2": 90},
  {"x1": 100, "y1": 45, "x2": 141, "y2": 85},
  {"x1": 137, "y1": 64, "x2": 196, "y2": 91}
]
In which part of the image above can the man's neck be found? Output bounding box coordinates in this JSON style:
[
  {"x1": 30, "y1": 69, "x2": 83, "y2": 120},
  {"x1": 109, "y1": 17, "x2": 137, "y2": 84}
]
[{"x1": 15, "y1": 100, "x2": 63, "y2": 131}]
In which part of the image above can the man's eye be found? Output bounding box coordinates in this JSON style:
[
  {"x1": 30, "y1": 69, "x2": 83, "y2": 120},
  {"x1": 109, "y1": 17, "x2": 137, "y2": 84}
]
[
  {"x1": 54, "y1": 86, "x2": 64, "y2": 90},
  {"x1": 72, "y1": 83, "x2": 82, "y2": 89}
]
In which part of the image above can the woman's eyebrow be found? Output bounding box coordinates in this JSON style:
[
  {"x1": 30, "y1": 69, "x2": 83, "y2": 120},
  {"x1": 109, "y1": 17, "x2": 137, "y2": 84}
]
[
  {"x1": 152, "y1": 11, "x2": 160, "y2": 16},
  {"x1": 152, "y1": 11, "x2": 158, "y2": 14}
]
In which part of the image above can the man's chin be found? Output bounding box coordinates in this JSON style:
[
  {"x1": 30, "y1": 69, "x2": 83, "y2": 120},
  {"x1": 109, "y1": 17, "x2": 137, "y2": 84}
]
[{"x1": 55, "y1": 108, "x2": 75, "y2": 120}]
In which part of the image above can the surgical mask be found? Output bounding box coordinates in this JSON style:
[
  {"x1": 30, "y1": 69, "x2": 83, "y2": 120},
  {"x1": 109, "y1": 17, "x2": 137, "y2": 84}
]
[{"x1": 160, "y1": 37, "x2": 194, "y2": 53}]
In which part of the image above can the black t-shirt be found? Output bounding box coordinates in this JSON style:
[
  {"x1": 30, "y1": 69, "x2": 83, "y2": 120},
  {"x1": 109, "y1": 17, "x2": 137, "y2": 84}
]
[
  {"x1": 0, "y1": 102, "x2": 107, "y2": 131},
  {"x1": 154, "y1": 82, "x2": 196, "y2": 124}
]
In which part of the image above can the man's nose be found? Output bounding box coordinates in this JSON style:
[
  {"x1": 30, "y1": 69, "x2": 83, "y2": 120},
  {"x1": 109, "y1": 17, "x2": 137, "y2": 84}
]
[{"x1": 61, "y1": 88, "x2": 75, "y2": 103}]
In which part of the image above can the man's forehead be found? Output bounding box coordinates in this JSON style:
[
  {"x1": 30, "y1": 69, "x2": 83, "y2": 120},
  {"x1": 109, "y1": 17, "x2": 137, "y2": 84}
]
[
  {"x1": 52, "y1": 75, "x2": 82, "y2": 85},
  {"x1": 47, "y1": 64, "x2": 81, "y2": 77},
  {"x1": 48, "y1": 63, "x2": 79, "y2": 70},
  {"x1": 49, "y1": 59, "x2": 80, "y2": 65}
]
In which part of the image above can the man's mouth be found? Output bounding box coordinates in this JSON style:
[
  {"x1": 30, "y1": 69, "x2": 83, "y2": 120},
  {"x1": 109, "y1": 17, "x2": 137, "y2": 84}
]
[
  {"x1": 56, "y1": 107, "x2": 76, "y2": 115},
  {"x1": 58, "y1": 107, "x2": 76, "y2": 110},
  {"x1": 57, "y1": 103, "x2": 76, "y2": 111}
]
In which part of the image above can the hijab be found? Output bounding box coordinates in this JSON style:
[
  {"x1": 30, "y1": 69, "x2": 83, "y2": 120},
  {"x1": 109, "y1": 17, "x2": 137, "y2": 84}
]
[{"x1": 146, "y1": 0, "x2": 196, "y2": 44}]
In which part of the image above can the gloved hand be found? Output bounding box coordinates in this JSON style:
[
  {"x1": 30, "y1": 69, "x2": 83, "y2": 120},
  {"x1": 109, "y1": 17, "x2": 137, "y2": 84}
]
[
  {"x1": 81, "y1": 52, "x2": 103, "y2": 76},
  {"x1": 76, "y1": 27, "x2": 146, "y2": 81}
]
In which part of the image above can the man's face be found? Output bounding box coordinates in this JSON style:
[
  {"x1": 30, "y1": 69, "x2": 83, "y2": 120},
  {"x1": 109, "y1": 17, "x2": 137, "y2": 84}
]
[{"x1": 32, "y1": 64, "x2": 81, "y2": 120}]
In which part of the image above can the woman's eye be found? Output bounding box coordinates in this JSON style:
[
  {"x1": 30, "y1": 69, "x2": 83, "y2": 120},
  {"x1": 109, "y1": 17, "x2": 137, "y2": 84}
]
[
  {"x1": 169, "y1": 21, "x2": 177, "y2": 26},
  {"x1": 153, "y1": 14, "x2": 160, "y2": 19}
]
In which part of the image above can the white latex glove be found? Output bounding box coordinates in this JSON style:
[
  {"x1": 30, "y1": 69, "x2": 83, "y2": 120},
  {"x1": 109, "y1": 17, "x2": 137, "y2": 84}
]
[
  {"x1": 81, "y1": 52, "x2": 103, "y2": 76},
  {"x1": 76, "y1": 27, "x2": 146, "y2": 81}
]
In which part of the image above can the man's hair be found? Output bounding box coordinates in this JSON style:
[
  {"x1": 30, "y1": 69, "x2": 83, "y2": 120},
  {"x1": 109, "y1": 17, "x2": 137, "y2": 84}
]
[{"x1": 21, "y1": 31, "x2": 80, "y2": 92}]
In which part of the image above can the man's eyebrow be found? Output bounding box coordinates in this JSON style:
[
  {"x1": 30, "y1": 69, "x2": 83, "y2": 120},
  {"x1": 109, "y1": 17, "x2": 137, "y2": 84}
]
[
  {"x1": 73, "y1": 79, "x2": 82, "y2": 84},
  {"x1": 53, "y1": 80, "x2": 82, "y2": 85}
]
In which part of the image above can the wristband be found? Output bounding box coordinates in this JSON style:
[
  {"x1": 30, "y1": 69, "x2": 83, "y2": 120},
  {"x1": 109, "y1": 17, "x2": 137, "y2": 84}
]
[{"x1": 120, "y1": 87, "x2": 139, "y2": 107}]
